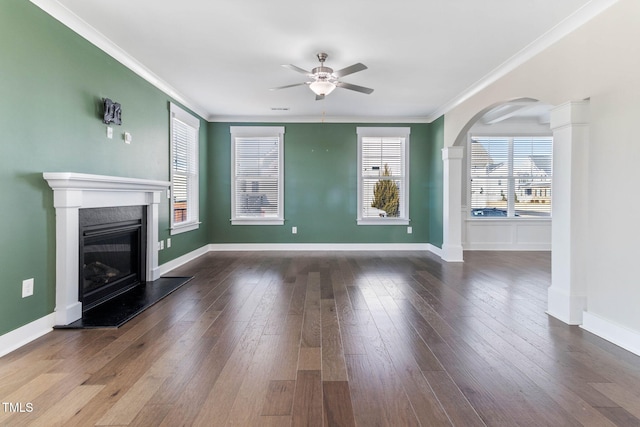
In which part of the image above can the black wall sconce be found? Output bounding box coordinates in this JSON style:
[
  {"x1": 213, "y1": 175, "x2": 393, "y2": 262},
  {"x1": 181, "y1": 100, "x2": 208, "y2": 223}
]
[{"x1": 102, "y1": 98, "x2": 122, "y2": 125}]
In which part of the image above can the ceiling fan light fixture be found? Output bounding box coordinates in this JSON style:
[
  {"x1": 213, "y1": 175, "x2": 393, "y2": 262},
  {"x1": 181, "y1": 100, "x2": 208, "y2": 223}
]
[
  {"x1": 274, "y1": 53, "x2": 373, "y2": 99},
  {"x1": 309, "y1": 80, "x2": 336, "y2": 96}
]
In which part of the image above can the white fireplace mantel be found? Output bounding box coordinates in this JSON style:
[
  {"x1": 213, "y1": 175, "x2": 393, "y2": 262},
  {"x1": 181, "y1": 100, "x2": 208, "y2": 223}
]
[{"x1": 43, "y1": 172, "x2": 170, "y2": 325}]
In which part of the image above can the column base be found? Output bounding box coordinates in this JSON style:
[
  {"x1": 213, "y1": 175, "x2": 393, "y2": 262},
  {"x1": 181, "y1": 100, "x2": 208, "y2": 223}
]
[
  {"x1": 547, "y1": 286, "x2": 586, "y2": 325},
  {"x1": 441, "y1": 244, "x2": 464, "y2": 262},
  {"x1": 54, "y1": 301, "x2": 82, "y2": 326}
]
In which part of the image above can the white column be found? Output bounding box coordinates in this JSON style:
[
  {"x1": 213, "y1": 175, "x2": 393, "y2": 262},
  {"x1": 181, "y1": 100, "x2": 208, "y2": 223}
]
[
  {"x1": 147, "y1": 191, "x2": 162, "y2": 281},
  {"x1": 441, "y1": 146, "x2": 464, "y2": 262},
  {"x1": 547, "y1": 100, "x2": 590, "y2": 324},
  {"x1": 53, "y1": 189, "x2": 83, "y2": 325}
]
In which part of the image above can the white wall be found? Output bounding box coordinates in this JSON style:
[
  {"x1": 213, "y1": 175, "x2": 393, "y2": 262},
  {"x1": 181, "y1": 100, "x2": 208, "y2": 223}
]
[{"x1": 443, "y1": 0, "x2": 640, "y2": 350}]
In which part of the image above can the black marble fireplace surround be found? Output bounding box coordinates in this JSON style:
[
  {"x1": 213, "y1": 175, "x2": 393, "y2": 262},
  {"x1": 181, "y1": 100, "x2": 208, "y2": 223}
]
[{"x1": 79, "y1": 206, "x2": 147, "y2": 311}]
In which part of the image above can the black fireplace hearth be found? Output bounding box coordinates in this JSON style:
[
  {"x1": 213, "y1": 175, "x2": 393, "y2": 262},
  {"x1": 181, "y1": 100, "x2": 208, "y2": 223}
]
[{"x1": 56, "y1": 276, "x2": 193, "y2": 328}]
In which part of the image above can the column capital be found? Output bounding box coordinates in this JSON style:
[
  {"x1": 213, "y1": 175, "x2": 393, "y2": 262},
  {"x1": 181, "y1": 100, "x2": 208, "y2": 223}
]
[
  {"x1": 442, "y1": 145, "x2": 464, "y2": 160},
  {"x1": 550, "y1": 100, "x2": 590, "y2": 131}
]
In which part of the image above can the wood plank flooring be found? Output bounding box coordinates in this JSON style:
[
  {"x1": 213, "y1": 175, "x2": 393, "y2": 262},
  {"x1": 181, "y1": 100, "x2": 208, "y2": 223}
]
[{"x1": 2, "y1": 250, "x2": 640, "y2": 426}]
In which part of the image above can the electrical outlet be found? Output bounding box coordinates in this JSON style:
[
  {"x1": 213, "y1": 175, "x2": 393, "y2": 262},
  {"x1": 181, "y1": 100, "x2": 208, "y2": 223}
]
[
  {"x1": 159, "y1": 240, "x2": 164, "y2": 250},
  {"x1": 292, "y1": 226, "x2": 297, "y2": 234},
  {"x1": 167, "y1": 238, "x2": 171, "y2": 248},
  {"x1": 407, "y1": 226, "x2": 413, "y2": 234},
  {"x1": 124, "y1": 132, "x2": 132, "y2": 144},
  {"x1": 106, "y1": 126, "x2": 113, "y2": 139},
  {"x1": 22, "y1": 278, "x2": 34, "y2": 298}
]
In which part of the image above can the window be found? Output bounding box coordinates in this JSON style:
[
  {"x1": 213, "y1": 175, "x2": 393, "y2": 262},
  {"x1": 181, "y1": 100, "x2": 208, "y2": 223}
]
[
  {"x1": 170, "y1": 103, "x2": 200, "y2": 234},
  {"x1": 357, "y1": 127, "x2": 410, "y2": 225},
  {"x1": 470, "y1": 136, "x2": 552, "y2": 218},
  {"x1": 231, "y1": 126, "x2": 285, "y2": 225}
]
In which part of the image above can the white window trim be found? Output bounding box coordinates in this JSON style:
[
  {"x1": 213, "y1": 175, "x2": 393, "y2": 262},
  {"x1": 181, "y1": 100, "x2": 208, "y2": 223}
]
[
  {"x1": 230, "y1": 126, "x2": 285, "y2": 225},
  {"x1": 356, "y1": 127, "x2": 411, "y2": 226},
  {"x1": 467, "y1": 132, "x2": 553, "y2": 220},
  {"x1": 170, "y1": 103, "x2": 201, "y2": 235}
]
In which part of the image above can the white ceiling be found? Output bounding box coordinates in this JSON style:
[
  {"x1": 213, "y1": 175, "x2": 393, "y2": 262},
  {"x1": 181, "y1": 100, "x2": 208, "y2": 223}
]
[{"x1": 39, "y1": 0, "x2": 602, "y2": 122}]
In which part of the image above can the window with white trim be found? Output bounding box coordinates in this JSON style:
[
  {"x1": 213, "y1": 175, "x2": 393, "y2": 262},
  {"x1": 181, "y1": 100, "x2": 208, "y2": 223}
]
[
  {"x1": 470, "y1": 136, "x2": 552, "y2": 218},
  {"x1": 170, "y1": 103, "x2": 200, "y2": 234},
  {"x1": 231, "y1": 126, "x2": 284, "y2": 225},
  {"x1": 357, "y1": 127, "x2": 410, "y2": 225}
]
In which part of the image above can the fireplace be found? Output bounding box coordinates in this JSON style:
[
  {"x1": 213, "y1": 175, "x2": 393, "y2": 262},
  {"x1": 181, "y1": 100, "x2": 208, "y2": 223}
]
[
  {"x1": 43, "y1": 173, "x2": 170, "y2": 325},
  {"x1": 80, "y1": 206, "x2": 147, "y2": 311}
]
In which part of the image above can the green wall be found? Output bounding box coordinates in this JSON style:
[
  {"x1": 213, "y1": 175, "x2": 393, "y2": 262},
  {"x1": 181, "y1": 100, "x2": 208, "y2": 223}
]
[
  {"x1": 208, "y1": 122, "x2": 443, "y2": 244},
  {"x1": 0, "y1": 0, "x2": 208, "y2": 336},
  {"x1": 427, "y1": 116, "x2": 444, "y2": 248},
  {"x1": 0, "y1": 0, "x2": 444, "y2": 340}
]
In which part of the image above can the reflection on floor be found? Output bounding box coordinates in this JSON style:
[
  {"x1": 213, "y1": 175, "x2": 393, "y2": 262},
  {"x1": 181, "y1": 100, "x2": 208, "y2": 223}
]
[{"x1": 57, "y1": 276, "x2": 193, "y2": 329}]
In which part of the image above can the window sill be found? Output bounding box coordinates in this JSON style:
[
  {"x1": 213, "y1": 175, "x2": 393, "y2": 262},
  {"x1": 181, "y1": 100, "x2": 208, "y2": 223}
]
[
  {"x1": 231, "y1": 218, "x2": 285, "y2": 226},
  {"x1": 357, "y1": 218, "x2": 410, "y2": 226},
  {"x1": 170, "y1": 221, "x2": 201, "y2": 235}
]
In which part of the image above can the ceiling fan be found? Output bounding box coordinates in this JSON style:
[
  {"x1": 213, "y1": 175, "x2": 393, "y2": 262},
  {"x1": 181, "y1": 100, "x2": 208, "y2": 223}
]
[{"x1": 271, "y1": 52, "x2": 374, "y2": 100}]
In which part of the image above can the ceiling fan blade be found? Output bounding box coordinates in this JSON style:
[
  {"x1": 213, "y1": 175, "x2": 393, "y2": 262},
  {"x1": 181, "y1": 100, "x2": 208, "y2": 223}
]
[
  {"x1": 333, "y1": 63, "x2": 367, "y2": 78},
  {"x1": 270, "y1": 82, "x2": 309, "y2": 90},
  {"x1": 315, "y1": 94, "x2": 325, "y2": 101},
  {"x1": 336, "y1": 81, "x2": 374, "y2": 94},
  {"x1": 282, "y1": 64, "x2": 312, "y2": 75}
]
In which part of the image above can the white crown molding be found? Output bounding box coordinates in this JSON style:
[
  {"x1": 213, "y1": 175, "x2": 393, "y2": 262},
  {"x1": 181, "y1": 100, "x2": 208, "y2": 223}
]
[
  {"x1": 425, "y1": 0, "x2": 620, "y2": 122},
  {"x1": 207, "y1": 115, "x2": 430, "y2": 124},
  {"x1": 29, "y1": 0, "x2": 208, "y2": 120}
]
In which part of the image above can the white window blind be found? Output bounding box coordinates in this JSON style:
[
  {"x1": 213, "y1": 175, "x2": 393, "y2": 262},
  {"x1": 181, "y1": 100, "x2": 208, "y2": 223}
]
[
  {"x1": 231, "y1": 127, "x2": 284, "y2": 225},
  {"x1": 170, "y1": 103, "x2": 200, "y2": 234},
  {"x1": 357, "y1": 127, "x2": 410, "y2": 225},
  {"x1": 470, "y1": 136, "x2": 552, "y2": 218}
]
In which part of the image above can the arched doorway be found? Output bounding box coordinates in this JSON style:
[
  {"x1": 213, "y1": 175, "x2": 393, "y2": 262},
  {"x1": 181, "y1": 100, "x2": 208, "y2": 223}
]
[
  {"x1": 460, "y1": 99, "x2": 553, "y2": 250},
  {"x1": 441, "y1": 98, "x2": 553, "y2": 260},
  {"x1": 442, "y1": 98, "x2": 591, "y2": 325}
]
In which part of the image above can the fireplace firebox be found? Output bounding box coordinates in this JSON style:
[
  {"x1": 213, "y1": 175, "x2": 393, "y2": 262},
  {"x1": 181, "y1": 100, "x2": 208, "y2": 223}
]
[{"x1": 79, "y1": 206, "x2": 147, "y2": 311}]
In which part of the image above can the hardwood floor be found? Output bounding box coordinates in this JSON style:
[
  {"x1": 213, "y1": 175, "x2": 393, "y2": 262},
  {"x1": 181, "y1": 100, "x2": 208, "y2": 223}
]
[{"x1": 2, "y1": 250, "x2": 640, "y2": 426}]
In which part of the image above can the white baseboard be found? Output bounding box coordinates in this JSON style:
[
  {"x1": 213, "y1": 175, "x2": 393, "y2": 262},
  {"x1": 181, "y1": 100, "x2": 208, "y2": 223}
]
[
  {"x1": 426, "y1": 244, "x2": 443, "y2": 258},
  {"x1": 0, "y1": 314, "x2": 55, "y2": 358},
  {"x1": 158, "y1": 244, "x2": 210, "y2": 276},
  {"x1": 582, "y1": 311, "x2": 640, "y2": 357},
  {"x1": 207, "y1": 242, "x2": 438, "y2": 253}
]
